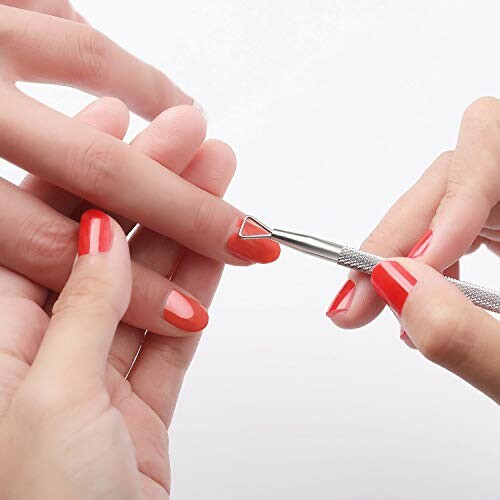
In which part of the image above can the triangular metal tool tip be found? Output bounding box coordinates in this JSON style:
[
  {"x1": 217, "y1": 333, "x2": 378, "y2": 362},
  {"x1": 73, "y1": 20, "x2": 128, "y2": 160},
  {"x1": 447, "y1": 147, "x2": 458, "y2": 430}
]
[{"x1": 238, "y1": 216, "x2": 273, "y2": 239}]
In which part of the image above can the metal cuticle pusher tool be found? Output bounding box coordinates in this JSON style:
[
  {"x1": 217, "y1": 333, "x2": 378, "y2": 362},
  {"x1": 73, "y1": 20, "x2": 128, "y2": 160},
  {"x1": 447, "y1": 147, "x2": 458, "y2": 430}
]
[{"x1": 238, "y1": 216, "x2": 500, "y2": 314}]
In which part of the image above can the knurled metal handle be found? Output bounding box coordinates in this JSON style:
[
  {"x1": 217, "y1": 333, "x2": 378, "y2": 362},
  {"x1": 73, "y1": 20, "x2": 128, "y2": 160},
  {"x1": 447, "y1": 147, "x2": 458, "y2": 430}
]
[{"x1": 337, "y1": 246, "x2": 500, "y2": 314}]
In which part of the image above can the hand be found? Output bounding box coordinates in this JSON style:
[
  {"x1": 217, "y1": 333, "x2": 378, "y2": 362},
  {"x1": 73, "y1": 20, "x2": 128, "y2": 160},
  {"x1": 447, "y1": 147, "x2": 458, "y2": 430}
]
[
  {"x1": 0, "y1": 2, "x2": 281, "y2": 337},
  {"x1": 0, "y1": 3, "x2": 279, "y2": 268},
  {"x1": 0, "y1": 210, "x2": 173, "y2": 499},
  {"x1": 0, "y1": 99, "x2": 240, "y2": 497},
  {"x1": 326, "y1": 97, "x2": 500, "y2": 403}
]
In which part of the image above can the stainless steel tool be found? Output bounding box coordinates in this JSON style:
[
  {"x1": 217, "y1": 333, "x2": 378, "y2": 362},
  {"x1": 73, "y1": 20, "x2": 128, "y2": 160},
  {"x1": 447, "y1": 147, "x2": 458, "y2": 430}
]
[{"x1": 239, "y1": 215, "x2": 500, "y2": 314}]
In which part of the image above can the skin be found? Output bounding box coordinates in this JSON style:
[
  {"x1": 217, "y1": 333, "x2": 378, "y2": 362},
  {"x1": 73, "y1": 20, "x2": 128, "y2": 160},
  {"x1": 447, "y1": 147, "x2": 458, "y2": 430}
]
[
  {"x1": 0, "y1": 212, "x2": 172, "y2": 499},
  {"x1": 0, "y1": 0, "x2": 277, "y2": 340},
  {"x1": 0, "y1": 1, "x2": 238, "y2": 497},
  {"x1": 330, "y1": 97, "x2": 500, "y2": 403},
  {"x1": 0, "y1": 3, "x2": 256, "y2": 273},
  {"x1": 0, "y1": 98, "x2": 236, "y2": 500}
]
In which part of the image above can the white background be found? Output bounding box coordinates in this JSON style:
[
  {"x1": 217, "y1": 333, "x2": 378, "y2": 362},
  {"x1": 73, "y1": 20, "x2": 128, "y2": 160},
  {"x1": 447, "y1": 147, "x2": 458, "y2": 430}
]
[{"x1": 2, "y1": 1, "x2": 499, "y2": 498}]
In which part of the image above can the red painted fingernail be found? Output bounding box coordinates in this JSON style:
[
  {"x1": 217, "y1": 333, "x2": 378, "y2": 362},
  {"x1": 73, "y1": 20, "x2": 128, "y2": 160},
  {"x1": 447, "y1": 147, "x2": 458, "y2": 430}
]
[
  {"x1": 408, "y1": 229, "x2": 433, "y2": 258},
  {"x1": 164, "y1": 290, "x2": 209, "y2": 332},
  {"x1": 326, "y1": 280, "x2": 356, "y2": 318},
  {"x1": 78, "y1": 210, "x2": 112, "y2": 256},
  {"x1": 371, "y1": 261, "x2": 417, "y2": 315},
  {"x1": 226, "y1": 218, "x2": 281, "y2": 264},
  {"x1": 400, "y1": 330, "x2": 417, "y2": 349}
]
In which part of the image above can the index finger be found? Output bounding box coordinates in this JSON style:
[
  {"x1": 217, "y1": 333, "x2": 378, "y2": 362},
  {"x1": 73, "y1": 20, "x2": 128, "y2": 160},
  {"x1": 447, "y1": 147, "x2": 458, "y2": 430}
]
[{"x1": 0, "y1": 90, "x2": 280, "y2": 266}]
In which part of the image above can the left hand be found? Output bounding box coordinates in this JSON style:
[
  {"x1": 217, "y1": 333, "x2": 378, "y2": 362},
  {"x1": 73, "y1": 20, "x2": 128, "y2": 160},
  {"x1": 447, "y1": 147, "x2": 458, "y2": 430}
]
[
  {"x1": 0, "y1": 97, "x2": 237, "y2": 497},
  {"x1": 0, "y1": 209, "x2": 165, "y2": 499}
]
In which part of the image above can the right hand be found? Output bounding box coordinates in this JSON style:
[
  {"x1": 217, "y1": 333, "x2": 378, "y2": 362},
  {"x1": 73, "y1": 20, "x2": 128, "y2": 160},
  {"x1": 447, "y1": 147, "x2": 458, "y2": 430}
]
[
  {"x1": 0, "y1": 3, "x2": 280, "y2": 338},
  {"x1": 327, "y1": 97, "x2": 500, "y2": 402}
]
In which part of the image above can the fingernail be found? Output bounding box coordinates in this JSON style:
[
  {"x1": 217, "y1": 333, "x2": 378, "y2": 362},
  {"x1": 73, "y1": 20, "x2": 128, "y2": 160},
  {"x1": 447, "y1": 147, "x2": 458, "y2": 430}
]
[
  {"x1": 192, "y1": 99, "x2": 209, "y2": 122},
  {"x1": 326, "y1": 280, "x2": 356, "y2": 318},
  {"x1": 371, "y1": 261, "x2": 417, "y2": 315},
  {"x1": 226, "y1": 218, "x2": 281, "y2": 264},
  {"x1": 408, "y1": 229, "x2": 433, "y2": 258},
  {"x1": 400, "y1": 329, "x2": 417, "y2": 349},
  {"x1": 163, "y1": 290, "x2": 209, "y2": 332},
  {"x1": 78, "y1": 210, "x2": 112, "y2": 256}
]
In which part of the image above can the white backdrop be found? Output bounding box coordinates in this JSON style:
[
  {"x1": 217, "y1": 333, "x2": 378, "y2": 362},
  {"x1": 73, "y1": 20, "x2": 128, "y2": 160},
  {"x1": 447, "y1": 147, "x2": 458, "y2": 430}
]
[{"x1": 2, "y1": 1, "x2": 499, "y2": 498}]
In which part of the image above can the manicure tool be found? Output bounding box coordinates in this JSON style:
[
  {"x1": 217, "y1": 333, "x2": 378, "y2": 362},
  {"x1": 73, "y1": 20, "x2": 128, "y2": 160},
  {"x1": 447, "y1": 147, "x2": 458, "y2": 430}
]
[{"x1": 239, "y1": 216, "x2": 500, "y2": 314}]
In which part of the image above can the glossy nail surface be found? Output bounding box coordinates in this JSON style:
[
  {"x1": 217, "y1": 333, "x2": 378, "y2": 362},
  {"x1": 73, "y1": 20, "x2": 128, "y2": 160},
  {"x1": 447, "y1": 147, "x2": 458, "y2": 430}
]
[
  {"x1": 326, "y1": 280, "x2": 356, "y2": 318},
  {"x1": 164, "y1": 290, "x2": 209, "y2": 332},
  {"x1": 371, "y1": 261, "x2": 417, "y2": 315},
  {"x1": 408, "y1": 229, "x2": 433, "y2": 258},
  {"x1": 78, "y1": 210, "x2": 112, "y2": 256},
  {"x1": 226, "y1": 218, "x2": 281, "y2": 264}
]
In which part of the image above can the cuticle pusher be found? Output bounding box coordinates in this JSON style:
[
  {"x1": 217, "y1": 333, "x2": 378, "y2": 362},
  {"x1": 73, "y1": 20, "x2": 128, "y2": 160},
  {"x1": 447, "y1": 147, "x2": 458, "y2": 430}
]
[{"x1": 238, "y1": 215, "x2": 500, "y2": 314}]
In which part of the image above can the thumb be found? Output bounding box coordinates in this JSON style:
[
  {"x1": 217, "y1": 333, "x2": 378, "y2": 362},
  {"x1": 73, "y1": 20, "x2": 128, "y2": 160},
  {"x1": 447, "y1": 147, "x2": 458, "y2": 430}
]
[
  {"x1": 412, "y1": 98, "x2": 500, "y2": 271},
  {"x1": 371, "y1": 258, "x2": 500, "y2": 404},
  {"x1": 31, "y1": 210, "x2": 132, "y2": 384}
]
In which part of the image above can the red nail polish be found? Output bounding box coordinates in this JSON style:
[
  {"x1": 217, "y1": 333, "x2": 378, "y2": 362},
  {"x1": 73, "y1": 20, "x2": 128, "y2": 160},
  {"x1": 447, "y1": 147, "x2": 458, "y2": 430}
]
[
  {"x1": 371, "y1": 261, "x2": 417, "y2": 315},
  {"x1": 408, "y1": 229, "x2": 433, "y2": 258},
  {"x1": 78, "y1": 210, "x2": 112, "y2": 256},
  {"x1": 326, "y1": 280, "x2": 356, "y2": 318},
  {"x1": 400, "y1": 330, "x2": 417, "y2": 349},
  {"x1": 226, "y1": 218, "x2": 281, "y2": 264},
  {"x1": 164, "y1": 290, "x2": 209, "y2": 332}
]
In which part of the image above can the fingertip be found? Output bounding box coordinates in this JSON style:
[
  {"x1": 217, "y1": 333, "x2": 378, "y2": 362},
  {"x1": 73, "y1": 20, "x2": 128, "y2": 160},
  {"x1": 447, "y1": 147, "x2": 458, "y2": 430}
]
[
  {"x1": 76, "y1": 97, "x2": 130, "y2": 139},
  {"x1": 192, "y1": 99, "x2": 209, "y2": 123},
  {"x1": 326, "y1": 274, "x2": 385, "y2": 330},
  {"x1": 132, "y1": 105, "x2": 207, "y2": 168}
]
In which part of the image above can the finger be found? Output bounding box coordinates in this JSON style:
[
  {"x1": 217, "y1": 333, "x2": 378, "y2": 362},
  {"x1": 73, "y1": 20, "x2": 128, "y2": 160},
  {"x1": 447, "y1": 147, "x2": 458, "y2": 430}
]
[
  {"x1": 129, "y1": 139, "x2": 235, "y2": 272},
  {"x1": 422, "y1": 97, "x2": 500, "y2": 271},
  {"x1": 129, "y1": 253, "x2": 224, "y2": 427},
  {"x1": 485, "y1": 202, "x2": 500, "y2": 229},
  {"x1": 1, "y1": 0, "x2": 85, "y2": 22},
  {"x1": 78, "y1": 104, "x2": 207, "y2": 234},
  {"x1": 399, "y1": 260, "x2": 461, "y2": 350},
  {"x1": 30, "y1": 210, "x2": 131, "y2": 382},
  {"x1": 327, "y1": 151, "x2": 451, "y2": 329},
  {"x1": 21, "y1": 96, "x2": 130, "y2": 214},
  {"x1": 371, "y1": 258, "x2": 500, "y2": 404},
  {"x1": 127, "y1": 143, "x2": 236, "y2": 425},
  {"x1": 480, "y1": 228, "x2": 500, "y2": 242},
  {"x1": 1, "y1": 5, "x2": 192, "y2": 119},
  {"x1": 0, "y1": 179, "x2": 208, "y2": 336},
  {"x1": 486, "y1": 239, "x2": 500, "y2": 257},
  {"x1": 0, "y1": 265, "x2": 46, "y2": 304},
  {"x1": 109, "y1": 140, "x2": 236, "y2": 377},
  {"x1": 1, "y1": 90, "x2": 279, "y2": 265},
  {"x1": 0, "y1": 295, "x2": 48, "y2": 416}
]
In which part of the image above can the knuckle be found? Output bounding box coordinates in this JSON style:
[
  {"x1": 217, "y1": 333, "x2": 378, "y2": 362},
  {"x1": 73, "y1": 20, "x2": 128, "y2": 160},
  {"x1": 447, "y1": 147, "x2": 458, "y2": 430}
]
[
  {"x1": 191, "y1": 196, "x2": 217, "y2": 242},
  {"x1": 362, "y1": 224, "x2": 404, "y2": 256},
  {"x1": 74, "y1": 138, "x2": 118, "y2": 199},
  {"x1": 147, "y1": 334, "x2": 193, "y2": 373},
  {"x1": 19, "y1": 213, "x2": 76, "y2": 263},
  {"x1": 433, "y1": 150, "x2": 454, "y2": 169},
  {"x1": 74, "y1": 25, "x2": 110, "y2": 85},
  {"x1": 53, "y1": 274, "x2": 121, "y2": 320},
  {"x1": 418, "y1": 307, "x2": 475, "y2": 368}
]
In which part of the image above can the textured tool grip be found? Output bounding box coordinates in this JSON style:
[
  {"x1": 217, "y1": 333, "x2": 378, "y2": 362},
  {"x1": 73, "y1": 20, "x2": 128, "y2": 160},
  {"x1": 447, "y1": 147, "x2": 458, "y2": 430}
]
[{"x1": 337, "y1": 246, "x2": 500, "y2": 314}]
